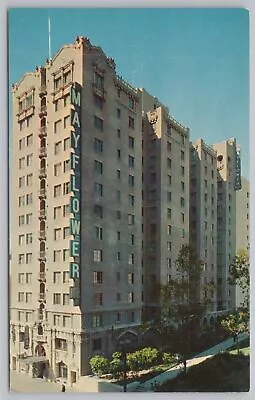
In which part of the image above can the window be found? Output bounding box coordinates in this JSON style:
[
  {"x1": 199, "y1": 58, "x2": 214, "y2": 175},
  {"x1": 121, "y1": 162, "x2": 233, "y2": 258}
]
[
  {"x1": 26, "y1": 292, "x2": 32, "y2": 303},
  {"x1": 117, "y1": 251, "x2": 121, "y2": 261},
  {"x1": 93, "y1": 338, "x2": 102, "y2": 351},
  {"x1": 94, "y1": 205, "x2": 103, "y2": 218},
  {"x1": 181, "y1": 212, "x2": 185, "y2": 223},
  {"x1": 181, "y1": 150, "x2": 185, "y2": 160},
  {"x1": 129, "y1": 175, "x2": 134, "y2": 187},
  {"x1": 180, "y1": 197, "x2": 185, "y2": 207},
  {"x1": 128, "y1": 292, "x2": 134, "y2": 303},
  {"x1": 167, "y1": 208, "x2": 172, "y2": 219},
  {"x1": 54, "y1": 76, "x2": 62, "y2": 90},
  {"x1": 93, "y1": 271, "x2": 103, "y2": 284},
  {"x1": 26, "y1": 173, "x2": 33, "y2": 186},
  {"x1": 117, "y1": 231, "x2": 121, "y2": 240},
  {"x1": 128, "y1": 214, "x2": 135, "y2": 225},
  {"x1": 94, "y1": 160, "x2": 103, "y2": 175},
  {"x1": 26, "y1": 193, "x2": 33, "y2": 205},
  {"x1": 167, "y1": 241, "x2": 172, "y2": 251},
  {"x1": 128, "y1": 97, "x2": 135, "y2": 110},
  {"x1": 94, "y1": 116, "x2": 104, "y2": 131},
  {"x1": 19, "y1": 157, "x2": 26, "y2": 169},
  {"x1": 93, "y1": 250, "x2": 103, "y2": 262},
  {"x1": 53, "y1": 293, "x2": 61, "y2": 305},
  {"x1": 19, "y1": 176, "x2": 25, "y2": 188},
  {"x1": 26, "y1": 213, "x2": 32, "y2": 225},
  {"x1": 18, "y1": 234, "x2": 25, "y2": 246},
  {"x1": 26, "y1": 253, "x2": 32, "y2": 264},
  {"x1": 54, "y1": 206, "x2": 61, "y2": 219},
  {"x1": 167, "y1": 225, "x2": 171, "y2": 235},
  {"x1": 64, "y1": 137, "x2": 71, "y2": 150},
  {"x1": 95, "y1": 226, "x2": 103, "y2": 240},
  {"x1": 54, "y1": 141, "x2": 62, "y2": 154},
  {"x1": 63, "y1": 249, "x2": 69, "y2": 261},
  {"x1": 129, "y1": 116, "x2": 135, "y2": 129},
  {"x1": 167, "y1": 192, "x2": 172, "y2": 202},
  {"x1": 117, "y1": 169, "x2": 121, "y2": 179},
  {"x1": 18, "y1": 292, "x2": 25, "y2": 302},
  {"x1": 63, "y1": 204, "x2": 70, "y2": 217},
  {"x1": 54, "y1": 228, "x2": 61, "y2": 241},
  {"x1": 128, "y1": 272, "x2": 134, "y2": 284},
  {"x1": 63, "y1": 227, "x2": 70, "y2": 239},
  {"x1": 54, "y1": 120, "x2": 61, "y2": 134},
  {"x1": 27, "y1": 134, "x2": 33, "y2": 146},
  {"x1": 63, "y1": 316, "x2": 71, "y2": 328},
  {"x1": 54, "y1": 184, "x2": 61, "y2": 197},
  {"x1": 181, "y1": 166, "x2": 185, "y2": 176},
  {"x1": 128, "y1": 155, "x2": 135, "y2": 168},
  {"x1": 19, "y1": 215, "x2": 25, "y2": 226},
  {"x1": 92, "y1": 314, "x2": 103, "y2": 328},
  {"x1": 94, "y1": 182, "x2": 103, "y2": 197},
  {"x1": 181, "y1": 181, "x2": 185, "y2": 192},
  {"x1": 63, "y1": 115, "x2": 70, "y2": 129},
  {"x1": 63, "y1": 159, "x2": 70, "y2": 173},
  {"x1": 53, "y1": 272, "x2": 61, "y2": 283},
  {"x1": 53, "y1": 315, "x2": 61, "y2": 326},
  {"x1": 94, "y1": 94, "x2": 104, "y2": 109},
  {"x1": 129, "y1": 136, "x2": 135, "y2": 149},
  {"x1": 168, "y1": 175, "x2": 172, "y2": 185},
  {"x1": 18, "y1": 273, "x2": 25, "y2": 284},
  {"x1": 27, "y1": 154, "x2": 33, "y2": 166},
  {"x1": 167, "y1": 258, "x2": 172, "y2": 268},
  {"x1": 63, "y1": 293, "x2": 70, "y2": 305},
  {"x1": 54, "y1": 162, "x2": 62, "y2": 176},
  {"x1": 117, "y1": 149, "x2": 121, "y2": 159},
  {"x1": 63, "y1": 271, "x2": 69, "y2": 283},
  {"x1": 63, "y1": 69, "x2": 71, "y2": 84},
  {"x1": 116, "y1": 210, "x2": 121, "y2": 220},
  {"x1": 117, "y1": 108, "x2": 121, "y2": 118},
  {"x1": 128, "y1": 194, "x2": 135, "y2": 207},
  {"x1": 116, "y1": 190, "x2": 121, "y2": 202},
  {"x1": 19, "y1": 138, "x2": 25, "y2": 150},
  {"x1": 94, "y1": 72, "x2": 104, "y2": 90},
  {"x1": 128, "y1": 253, "x2": 134, "y2": 265},
  {"x1": 94, "y1": 138, "x2": 103, "y2": 153},
  {"x1": 167, "y1": 158, "x2": 172, "y2": 169},
  {"x1": 63, "y1": 182, "x2": 70, "y2": 195},
  {"x1": 55, "y1": 99, "x2": 60, "y2": 112},
  {"x1": 94, "y1": 293, "x2": 103, "y2": 305},
  {"x1": 26, "y1": 233, "x2": 33, "y2": 244}
]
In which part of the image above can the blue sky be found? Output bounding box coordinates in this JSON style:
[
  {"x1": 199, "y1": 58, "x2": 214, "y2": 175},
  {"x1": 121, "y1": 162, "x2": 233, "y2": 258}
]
[{"x1": 8, "y1": 7, "x2": 249, "y2": 177}]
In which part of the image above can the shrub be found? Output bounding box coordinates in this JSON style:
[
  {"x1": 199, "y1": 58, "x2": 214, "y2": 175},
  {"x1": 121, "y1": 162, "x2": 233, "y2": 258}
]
[{"x1": 89, "y1": 355, "x2": 110, "y2": 376}]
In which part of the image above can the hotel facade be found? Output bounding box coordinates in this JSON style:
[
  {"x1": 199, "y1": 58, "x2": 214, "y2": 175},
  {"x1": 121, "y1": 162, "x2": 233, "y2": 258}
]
[{"x1": 10, "y1": 36, "x2": 245, "y2": 386}]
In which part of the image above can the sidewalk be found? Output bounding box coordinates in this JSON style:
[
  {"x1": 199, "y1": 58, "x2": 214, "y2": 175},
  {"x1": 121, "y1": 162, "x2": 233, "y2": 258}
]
[
  {"x1": 133, "y1": 332, "x2": 249, "y2": 392},
  {"x1": 10, "y1": 370, "x2": 80, "y2": 393}
]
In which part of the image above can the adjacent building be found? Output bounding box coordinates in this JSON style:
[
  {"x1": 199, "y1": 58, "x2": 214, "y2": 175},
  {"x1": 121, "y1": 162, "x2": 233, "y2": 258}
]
[{"x1": 141, "y1": 89, "x2": 190, "y2": 320}]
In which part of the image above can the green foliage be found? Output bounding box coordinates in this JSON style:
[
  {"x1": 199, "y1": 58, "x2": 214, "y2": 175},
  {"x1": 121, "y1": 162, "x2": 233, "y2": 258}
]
[
  {"x1": 126, "y1": 347, "x2": 159, "y2": 371},
  {"x1": 162, "y1": 352, "x2": 175, "y2": 365},
  {"x1": 228, "y1": 250, "x2": 250, "y2": 310},
  {"x1": 89, "y1": 355, "x2": 110, "y2": 376},
  {"x1": 221, "y1": 311, "x2": 249, "y2": 337}
]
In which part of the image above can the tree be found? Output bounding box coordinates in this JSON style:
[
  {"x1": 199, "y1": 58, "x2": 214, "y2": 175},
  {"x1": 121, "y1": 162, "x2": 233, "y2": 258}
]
[
  {"x1": 160, "y1": 243, "x2": 211, "y2": 373},
  {"x1": 221, "y1": 311, "x2": 249, "y2": 353},
  {"x1": 228, "y1": 250, "x2": 250, "y2": 310},
  {"x1": 89, "y1": 355, "x2": 110, "y2": 376}
]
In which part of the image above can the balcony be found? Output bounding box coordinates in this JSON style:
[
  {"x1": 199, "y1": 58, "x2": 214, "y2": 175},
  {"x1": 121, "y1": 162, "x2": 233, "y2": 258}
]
[
  {"x1": 37, "y1": 311, "x2": 44, "y2": 321},
  {"x1": 39, "y1": 105, "x2": 47, "y2": 117},
  {"x1": 39, "y1": 85, "x2": 47, "y2": 96},
  {"x1": 92, "y1": 82, "x2": 106, "y2": 99},
  {"x1": 38, "y1": 188, "x2": 46, "y2": 198},
  {"x1": 38, "y1": 251, "x2": 46, "y2": 261},
  {"x1": 36, "y1": 334, "x2": 47, "y2": 343},
  {"x1": 39, "y1": 147, "x2": 47, "y2": 158},
  {"x1": 39, "y1": 209, "x2": 46, "y2": 220},
  {"x1": 39, "y1": 292, "x2": 46, "y2": 301},
  {"x1": 39, "y1": 271, "x2": 46, "y2": 281},
  {"x1": 39, "y1": 167, "x2": 47, "y2": 178},
  {"x1": 39, "y1": 126, "x2": 47, "y2": 138},
  {"x1": 38, "y1": 230, "x2": 46, "y2": 241}
]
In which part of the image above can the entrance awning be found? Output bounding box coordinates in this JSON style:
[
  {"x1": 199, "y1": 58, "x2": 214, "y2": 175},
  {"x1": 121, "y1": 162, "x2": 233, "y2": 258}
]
[{"x1": 22, "y1": 356, "x2": 48, "y2": 364}]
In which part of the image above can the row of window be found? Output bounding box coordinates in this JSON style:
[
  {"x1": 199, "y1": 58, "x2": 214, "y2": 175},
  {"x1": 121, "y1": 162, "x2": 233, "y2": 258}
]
[
  {"x1": 18, "y1": 193, "x2": 33, "y2": 207},
  {"x1": 18, "y1": 233, "x2": 33, "y2": 245},
  {"x1": 54, "y1": 116, "x2": 70, "y2": 134},
  {"x1": 54, "y1": 182, "x2": 70, "y2": 197},
  {"x1": 54, "y1": 93, "x2": 70, "y2": 111},
  {"x1": 18, "y1": 154, "x2": 33, "y2": 169},
  {"x1": 53, "y1": 227, "x2": 70, "y2": 241},
  {"x1": 93, "y1": 271, "x2": 135, "y2": 284},
  {"x1": 19, "y1": 115, "x2": 33, "y2": 131},
  {"x1": 53, "y1": 293, "x2": 70, "y2": 305},
  {"x1": 18, "y1": 253, "x2": 32, "y2": 264},
  {"x1": 18, "y1": 272, "x2": 32, "y2": 284},
  {"x1": 19, "y1": 134, "x2": 33, "y2": 150},
  {"x1": 18, "y1": 292, "x2": 33, "y2": 303},
  {"x1": 18, "y1": 173, "x2": 33, "y2": 188},
  {"x1": 54, "y1": 159, "x2": 71, "y2": 176},
  {"x1": 18, "y1": 213, "x2": 32, "y2": 226}
]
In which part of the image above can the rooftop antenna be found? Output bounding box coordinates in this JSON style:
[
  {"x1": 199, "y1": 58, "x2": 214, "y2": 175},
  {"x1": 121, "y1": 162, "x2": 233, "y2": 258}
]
[{"x1": 48, "y1": 16, "x2": 52, "y2": 60}]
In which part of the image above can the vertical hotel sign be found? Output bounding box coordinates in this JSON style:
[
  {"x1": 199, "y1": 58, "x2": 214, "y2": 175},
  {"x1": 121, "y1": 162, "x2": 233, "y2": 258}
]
[
  {"x1": 69, "y1": 83, "x2": 82, "y2": 306},
  {"x1": 235, "y1": 149, "x2": 242, "y2": 191}
]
